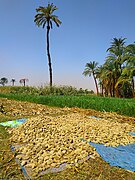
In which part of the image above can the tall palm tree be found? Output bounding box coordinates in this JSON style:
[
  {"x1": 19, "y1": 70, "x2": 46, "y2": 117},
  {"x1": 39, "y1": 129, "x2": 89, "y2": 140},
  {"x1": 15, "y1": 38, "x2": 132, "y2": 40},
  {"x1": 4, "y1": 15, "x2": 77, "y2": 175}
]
[
  {"x1": 107, "y1": 37, "x2": 126, "y2": 97},
  {"x1": 116, "y1": 43, "x2": 135, "y2": 97},
  {"x1": 34, "y1": 3, "x2": 61, "y2": 87},
  {"x1": 125, "y1": 43, "x2": 135, "y2": 68},
  {"x1": 96, "y1": 65, "x2": 105, "y2": 96},
  {"x1": 115, "y1": 67, "x2": 134, "y2": 98},
  {"x1": 11, "y1": 79, "x2": 16, "y2": 86},
  {"x1": 83, "y1": 61, "x2": 99, "y2": 95},
  {"x1": 97, "y1": 62, "x2": 116, "y2": 97},
  {"x1": 19, "y1": 78, "x2": 29, "y2": 87}
]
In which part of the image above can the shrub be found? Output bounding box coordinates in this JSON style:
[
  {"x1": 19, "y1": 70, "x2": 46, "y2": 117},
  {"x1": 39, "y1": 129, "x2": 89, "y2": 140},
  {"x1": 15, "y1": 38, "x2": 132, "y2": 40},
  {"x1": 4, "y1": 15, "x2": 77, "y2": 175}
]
[{"x1": 0, "y1": 85, "x2": 94, "y2": 96}]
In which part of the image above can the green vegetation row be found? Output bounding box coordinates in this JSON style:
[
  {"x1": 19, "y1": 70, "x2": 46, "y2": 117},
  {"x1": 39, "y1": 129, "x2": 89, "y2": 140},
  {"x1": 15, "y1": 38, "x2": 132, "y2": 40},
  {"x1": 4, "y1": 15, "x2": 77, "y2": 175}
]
[
  {"x1": 0, "y1": 93, "x2": 135, "y2": 117},
  {"x1": 0, "y1": 86, "x2": 94, "y2": 96}
]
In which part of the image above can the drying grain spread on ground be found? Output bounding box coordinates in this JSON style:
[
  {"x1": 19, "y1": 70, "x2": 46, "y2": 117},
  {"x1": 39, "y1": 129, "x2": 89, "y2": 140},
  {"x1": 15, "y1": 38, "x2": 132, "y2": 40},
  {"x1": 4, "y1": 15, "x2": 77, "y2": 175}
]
[{"x1": 1, "y1": 98, "x2": 135, "y2": 178}]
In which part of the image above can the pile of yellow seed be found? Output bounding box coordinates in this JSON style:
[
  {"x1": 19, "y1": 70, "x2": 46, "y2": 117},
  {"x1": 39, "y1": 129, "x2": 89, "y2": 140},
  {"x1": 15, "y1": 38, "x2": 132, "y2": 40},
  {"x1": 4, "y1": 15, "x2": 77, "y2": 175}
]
[{"x1": 10, "y1": 113, "x2": 135, "y2": 176}]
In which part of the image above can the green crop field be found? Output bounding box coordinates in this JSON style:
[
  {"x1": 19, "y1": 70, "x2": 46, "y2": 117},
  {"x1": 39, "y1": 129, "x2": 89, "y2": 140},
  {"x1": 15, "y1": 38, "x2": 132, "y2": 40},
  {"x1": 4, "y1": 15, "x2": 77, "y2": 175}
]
[{"x1": 0, "y1": 93, "x2": 135, "y2": 117}]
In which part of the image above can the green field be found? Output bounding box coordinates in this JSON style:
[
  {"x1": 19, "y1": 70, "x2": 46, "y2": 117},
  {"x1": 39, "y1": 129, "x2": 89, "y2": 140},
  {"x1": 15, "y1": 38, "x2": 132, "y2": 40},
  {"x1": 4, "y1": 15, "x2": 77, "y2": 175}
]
[{"x1": 0, "y1": 93, "x2": 135, "y2": 117}]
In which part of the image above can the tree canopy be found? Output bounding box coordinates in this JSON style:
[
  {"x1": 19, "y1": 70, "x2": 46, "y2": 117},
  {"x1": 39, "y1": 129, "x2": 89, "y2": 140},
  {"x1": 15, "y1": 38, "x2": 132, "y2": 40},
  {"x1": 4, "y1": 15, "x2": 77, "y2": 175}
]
[{"x1": 0, "y1": 77, "x2": 8, "y2": 86}]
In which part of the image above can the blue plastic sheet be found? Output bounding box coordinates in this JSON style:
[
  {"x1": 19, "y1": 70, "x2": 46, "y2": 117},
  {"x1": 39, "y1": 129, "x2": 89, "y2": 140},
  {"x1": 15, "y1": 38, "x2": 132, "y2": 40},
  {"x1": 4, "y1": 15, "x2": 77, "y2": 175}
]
[
  {"x1": 89, "y1": 142, "x2": 135, "y2": 172},
  {"x1": 10, "y1": 145, "x2": 31, "y2": 179},
  {"x1": 87, "y1": 116, "x2": 102, "y2": 120},
  {"x1": 129, "y1": 132, "x2": 135, "y2": 137},
  {"x1": 0, "y1": 118, "x2": 27, "y2": 127}
]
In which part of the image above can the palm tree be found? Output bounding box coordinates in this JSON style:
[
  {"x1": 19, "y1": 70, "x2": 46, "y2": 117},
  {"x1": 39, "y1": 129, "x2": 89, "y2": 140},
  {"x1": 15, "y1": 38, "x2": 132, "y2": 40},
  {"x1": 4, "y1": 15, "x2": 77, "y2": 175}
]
[
  {"x1": 97, "y1": 63, "x2": 116, "y2": 97},
  {"x1": 96, "y1": 65, "x2": 105, "y2": 96},
  {"x1": 11, "y1": 79, "x2": 16, "y2": 86},
  {"x1": 19, "y1": 78, "x2": 29, "y2": 87},
  {"x1": 34, "y1": 3, "x2": 61, "y2": 87},
  {"x1": 107, "y1": 38, "x2": 126, "y2": 61},
  {"x1": 83, "y1": 61, "x2": 99, "y2": 95},
  {"x1": 0, "y1": 77, "x2": 8, "y2": 86},
  {"x1": 115, "y1": 67, "x2": 134, "y2": 98},
  {"x1": 107, "y1": 37, "x2": 126, "y2": 97},
  {"x1": 116, "y1": 43, "x2": 135, "y2": 97}
]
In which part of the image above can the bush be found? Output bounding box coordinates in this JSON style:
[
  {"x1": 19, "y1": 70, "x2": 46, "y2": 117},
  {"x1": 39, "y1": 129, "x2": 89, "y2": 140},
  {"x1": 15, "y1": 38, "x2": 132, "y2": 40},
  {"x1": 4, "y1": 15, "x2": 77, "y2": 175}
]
[{"x1": 0, "y1": 85, "x2": 94, "y2": 96}]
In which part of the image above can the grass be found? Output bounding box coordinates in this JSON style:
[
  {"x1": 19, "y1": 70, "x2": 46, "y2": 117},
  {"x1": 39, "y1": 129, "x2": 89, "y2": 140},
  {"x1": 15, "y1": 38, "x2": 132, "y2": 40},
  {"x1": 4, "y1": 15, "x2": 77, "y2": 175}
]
[{"x1": 0, "y1": 93, "x2": 135, "y2": 117}]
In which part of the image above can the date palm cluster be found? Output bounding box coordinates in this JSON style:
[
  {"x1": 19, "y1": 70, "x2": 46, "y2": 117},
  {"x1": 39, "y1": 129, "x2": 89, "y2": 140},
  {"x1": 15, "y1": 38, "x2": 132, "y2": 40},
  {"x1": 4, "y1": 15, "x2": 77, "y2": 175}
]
[{"x1": 83, "y1": 38, "x2": 135, "y2": 98}]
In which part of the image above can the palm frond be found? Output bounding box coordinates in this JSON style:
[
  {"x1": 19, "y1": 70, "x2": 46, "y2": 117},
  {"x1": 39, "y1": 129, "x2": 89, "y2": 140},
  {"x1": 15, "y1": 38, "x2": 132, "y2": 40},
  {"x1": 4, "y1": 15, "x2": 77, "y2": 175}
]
[
  {"x1": 34, "y1": 3, "x2": 61, "y2": 29},
  {"x1": 115, "y1": 76, "x2": 131, "y2": 88}
]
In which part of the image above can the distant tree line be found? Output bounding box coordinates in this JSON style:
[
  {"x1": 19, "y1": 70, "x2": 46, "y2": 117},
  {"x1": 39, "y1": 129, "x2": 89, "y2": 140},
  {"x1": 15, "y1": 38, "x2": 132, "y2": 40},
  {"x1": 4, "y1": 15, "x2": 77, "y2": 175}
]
[
  {"x1": 83, "y1": 38, "x2": 135, "y2": 98},
  {"x1": 0, "y1": 85, "x2": 94, "y2": 96},
  {"x1": 0, "y1": 78, "x2": 29, "y2": 87},
  {"x1": 0, "y1": 77, "x2": 94, "y2": 95}
]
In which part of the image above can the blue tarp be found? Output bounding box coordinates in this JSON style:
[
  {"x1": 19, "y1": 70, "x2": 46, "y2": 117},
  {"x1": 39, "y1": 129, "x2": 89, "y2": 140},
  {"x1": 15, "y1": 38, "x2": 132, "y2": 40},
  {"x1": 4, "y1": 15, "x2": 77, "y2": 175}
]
[
  {"x1": 10, "y1": 145, "x2": 31, "y2": 179},
  {"x1": 87, "y1": 116, "x2": 102, "y2": 120},
  {"x1": 128, "y1": 132, "x2": 135, "y2": 137},
  {"x1": 89, "y1": 142, "x2": 135, "y2": 172},
  {"x1": 0, "y1": 118, "x2": 27, "y2": 127}
]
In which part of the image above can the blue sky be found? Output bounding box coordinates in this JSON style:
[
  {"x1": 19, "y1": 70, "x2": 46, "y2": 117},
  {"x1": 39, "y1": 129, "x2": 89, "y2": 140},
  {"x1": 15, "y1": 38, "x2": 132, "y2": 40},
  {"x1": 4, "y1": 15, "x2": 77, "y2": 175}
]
[{"x1": 0, "y1": 0, "x2": 135, "y2": 90}]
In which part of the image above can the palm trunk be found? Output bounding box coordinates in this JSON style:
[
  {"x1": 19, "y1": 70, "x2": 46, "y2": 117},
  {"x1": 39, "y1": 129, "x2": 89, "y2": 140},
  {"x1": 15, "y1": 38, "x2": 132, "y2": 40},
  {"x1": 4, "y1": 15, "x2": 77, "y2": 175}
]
[
  {"x1": 132, "y1": 78, "x2": 135, "y2": 97},
  {"x1": 109, "y1": 83, "x2": 113, "y2": 97},
  {"x1": 47, "y1": 22, "x2": 52, "y2": 87},
  {"x1": 112, "y1": 77, "x2": 115, "y2": 97},
  {"x1": 101, "y1": 83, "x2": 104, "y2": 96},
  {"x1": 115, "y1": 86, "x2": 119, "y2": 97},
  {"x1": 115, "y1": 73, "x2": 120, "y2": 98},
  {"x1": 100, "y1": 81, "x2": 103, "y2": 96},
  {"x1": 93, "y1": 74, "x2": 99, "y2": 95},
  {"x1": 12, "y1": 81, "x2": 15, "y2": 86},
  {"x1": 24, "y1": 80, "x2": 25, "y2": 87}
]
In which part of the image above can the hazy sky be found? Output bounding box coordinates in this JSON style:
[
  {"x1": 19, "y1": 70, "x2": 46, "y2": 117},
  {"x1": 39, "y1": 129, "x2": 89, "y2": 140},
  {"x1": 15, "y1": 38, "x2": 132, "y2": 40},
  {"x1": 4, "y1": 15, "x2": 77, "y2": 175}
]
[{"x1": 0, "y1": 0, "x2": 135, "y2": 91}]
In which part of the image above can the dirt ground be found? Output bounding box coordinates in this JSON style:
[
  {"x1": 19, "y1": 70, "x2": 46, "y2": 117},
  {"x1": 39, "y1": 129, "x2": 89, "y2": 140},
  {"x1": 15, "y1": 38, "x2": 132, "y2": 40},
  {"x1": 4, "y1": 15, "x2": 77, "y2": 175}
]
[{"x1": 0, "y1": 97, "x2": 135, "y2": 180}]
